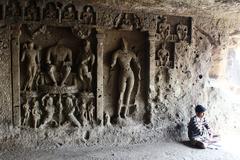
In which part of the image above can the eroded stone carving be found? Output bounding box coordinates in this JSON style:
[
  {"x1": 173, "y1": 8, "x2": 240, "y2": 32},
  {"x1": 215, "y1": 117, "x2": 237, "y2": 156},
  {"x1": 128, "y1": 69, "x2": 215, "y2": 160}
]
[
  {"x1": 79, "y1": 92, "x2": 95, "y2": 126},
  {"x1": 40, "y1": 94, "x2": 56, "y2": 128},
  {"x1": 22, "y1": 99, "x2": 30, "y2": 126},
  {"x1": 21, "y1": 41, "x2": 40, "y2": 91},
  {"x1": 78, "y1": 40, "x2": 95, "y2": 91},
  {"x1": 56, "y1": 95, "x2": 63, "y2": 125},
  {"x1": 25, "y1": 1, "x2": 39, "y2": 21},
  {"x1": 177, "y1": 24, "x2": 188, "y2": 41},
  {"x1": 96, "y1": 10, "x2": 114, "y2": 28},
  {"x1": 4, "y1": 2, "x2": 192, "y2": 129},
  {"x1": 156, "y1": 16, "x2": 171, "y2": 42},
  {"x1": 72, "y1": 25, "x2": 92, "y2": 39},
  {"x1": 46, "y1": 41, "x2": 72, "y2": 86},
  {"x1": 114, "y1": 13, "x2": 141, "y2": 30},
  {"x1": 65, "y1": 94, "x2": 81, "y2": 128},
  {"x1": 111, "y1": 38, "x2": 141, "y2": 119},
  {"x1": 62, "y1": 4, "x2": 77, "y2": 21},
  {"x1": 44, "y1": 2, "x2": 58, "y2": 20},
  {"x1": 156, "y1": 43, "x2": 170, "y2": 67},
  {"x1": 80, "y1": 6, "x2": 95, "y2": 25}
]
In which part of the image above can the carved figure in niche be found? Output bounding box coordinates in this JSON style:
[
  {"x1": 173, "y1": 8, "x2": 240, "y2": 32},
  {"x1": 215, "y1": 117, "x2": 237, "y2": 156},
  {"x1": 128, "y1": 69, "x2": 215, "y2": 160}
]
[
  {"x1": 80, "y1": 6, "x2": 94, "y2": 24},
  {"x1": 87, "y1": 101, "x2": 95, "y2": 125},
  {"x1": 56, "y1": 95, "x2": 63, "y2": 125},
  {"x1": 25, "y1": 1, "x2": 39, "y2": 21},
  {"x1": 31, "y1": 98, "x2": 42, "y2": 128},
  {"x1": 79, "y1": 96, "x2": 88, "y2": 126},
  {"x1": 133, "y1": 14, "x2": 141, "y2": 29},
  {"x1": 156, "y1": 43, "x2": 170, "y2": 67},
  {"x1": 100, "y1": 12, "x2": 114, "y2": 28},
  {"x1": 111, "y1": 38, "x2": 141, "y2": 118},
  {"x1": 40, "y1": 94, "x2": 56, "y2": 128},
  {"x1": 65, "y1": 94, "x2": 81, "y2": 127},
  {"x1": 177, "y1": 24, "x2": 188, "y2": 41},
  {"x1": 104, "y1": 112, "x2": 111, "y2": 126},
  {"x1": 115, "y1": 13, "x2": 136, "y2": 30},
  {"x1": 21, "y1": 41, "x2": 40, "y2": 91},
  {"x1": 157, "y1": 16, "x2": 170, "y2": 41},
  {"x1": 62, "y1": 5, "x2": 76, "y2": 21},
  {"x1": 46, "y1": 41, "x2": 72, "y2": 86},
  {"x1": 78, "y1": 40, "x2": 95, "y2": 91},
  {"x1": 44, "y1": 3, "x2": 58, "y2": 19},
  {"x1": 6, "y1": 1, "x2": 21, "y2": 17},
  {"x1": 22, "y1": 99, "x2": 31, "y2": 126}
]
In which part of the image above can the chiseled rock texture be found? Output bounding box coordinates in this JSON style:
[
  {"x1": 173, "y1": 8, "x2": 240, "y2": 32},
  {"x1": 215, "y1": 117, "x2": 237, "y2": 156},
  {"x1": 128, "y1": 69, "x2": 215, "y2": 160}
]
[{"x1": 0, "y1": 0, "x2": 240, "y2": 150}]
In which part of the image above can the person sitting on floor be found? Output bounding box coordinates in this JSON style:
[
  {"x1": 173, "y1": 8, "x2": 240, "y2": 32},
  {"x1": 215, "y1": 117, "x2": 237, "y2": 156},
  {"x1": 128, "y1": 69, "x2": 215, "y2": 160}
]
[{"x1": 188, "y1": 105, "x2": 217, "y2": 149}]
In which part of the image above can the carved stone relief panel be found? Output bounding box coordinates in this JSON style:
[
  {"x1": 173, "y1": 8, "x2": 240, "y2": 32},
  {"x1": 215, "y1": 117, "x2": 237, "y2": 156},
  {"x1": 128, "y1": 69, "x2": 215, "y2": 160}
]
[
  {"x1": 155, "y1": 16, "x2": 192, "y2": 69},
  {"x1": 0, "y1": 0, "x2": 192, "y2": 127},
  {"x1": 103, "y1": 30, "x2": 148, "y2": 122},
  {"x1": 19, "y1": 25, "x2": 97, "y2": 128}
]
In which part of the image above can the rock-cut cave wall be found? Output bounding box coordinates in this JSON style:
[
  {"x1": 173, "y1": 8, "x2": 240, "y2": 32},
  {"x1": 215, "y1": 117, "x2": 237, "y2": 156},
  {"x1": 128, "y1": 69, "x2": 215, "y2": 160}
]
[{"x1": 0, "y1": 0, "x2": 239, "y2": 148}]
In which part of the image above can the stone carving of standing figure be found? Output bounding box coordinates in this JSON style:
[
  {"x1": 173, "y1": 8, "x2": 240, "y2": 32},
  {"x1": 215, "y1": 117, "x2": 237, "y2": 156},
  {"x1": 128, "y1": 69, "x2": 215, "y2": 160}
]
[
  {"x1": 65, "y1": 94, "x2": 81, "y2": 128},
  {"x1": 32, "y1": 99, "x2": 42, "y2": 128},
  {"x1": 46, "y1": 41, "x2": 72, "y2": 86},
  {"x1": 40, "y1": 94, "x2": 56, "y2": 128},
  {"x1": 78, "y1": 40, "x2": 95, "y2": 91},
  {"x1": 21, "y1": 41, "x2": 40, "y2": 91},
  {"x1": 56, "y1": 95, "x2": 63, "y2": 125},
  {"x1": 156, "y1": 43, "x2": 170, "y2": 67},
  {"x1": 111, "y1": 38, "x2": 141, "y2": 118},
  {"x1": 79, "y1": 96, "x2": 88, "y2": 126},
  {"x1": 22, "y1": 99, "x2": 31, "y2": 126},
  {"x1": 81, "y1": 6, "x2": 94, "y2": 24},
  {"x1": 87, "y1": 101, "x2": 95, "y2": 125},
  {"x1": 25, "y1": 1, "x2": 38, "y2": 21}
]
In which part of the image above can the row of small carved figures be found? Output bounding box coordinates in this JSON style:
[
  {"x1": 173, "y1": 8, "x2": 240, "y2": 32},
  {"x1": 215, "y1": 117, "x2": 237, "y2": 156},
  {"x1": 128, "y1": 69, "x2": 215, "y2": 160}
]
[
  {"x1": 4, "y1": 1, "x2": 95, "y2": 24},
  {"x1": 21, "y1": 93, "x2": 96, "y2": 129}
]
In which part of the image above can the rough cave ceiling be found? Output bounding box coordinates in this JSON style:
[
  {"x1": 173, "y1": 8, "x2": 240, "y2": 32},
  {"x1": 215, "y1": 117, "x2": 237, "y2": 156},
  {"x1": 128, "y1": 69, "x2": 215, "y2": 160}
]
[{"x1": 85, "y1": 0, "x2": 240, "y2": 18}]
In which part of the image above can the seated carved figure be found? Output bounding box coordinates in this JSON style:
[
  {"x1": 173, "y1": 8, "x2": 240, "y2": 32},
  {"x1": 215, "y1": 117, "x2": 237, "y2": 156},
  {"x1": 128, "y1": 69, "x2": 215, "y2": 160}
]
[
  {"x1": 65, "y1": 94, "x2": 81, "y2": 127},
  {"x1": 44, "y1": 3, "x2": 58, "y2": 19},
  {"x1": 62, "y1": 6, "x2": 76, "y2": 20},
  {"x1": 22, "y1": 99, "x2": 30, "y2": 126},
  {"x1": 156, "y1": 43, "x2": 170, "y2": 67},
  {"x1": 46, "y1": 41, "x2": 72, "y2": 86},
  {"x1": 40, "y1": 94, "x2": 56, "y2": 128}
]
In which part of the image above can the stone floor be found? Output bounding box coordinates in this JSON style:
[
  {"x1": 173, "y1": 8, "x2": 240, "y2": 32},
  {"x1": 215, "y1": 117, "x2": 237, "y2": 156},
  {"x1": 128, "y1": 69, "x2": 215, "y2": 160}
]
[{"x1": 0, "y1": 140, "x2": 240, "y2": 160}]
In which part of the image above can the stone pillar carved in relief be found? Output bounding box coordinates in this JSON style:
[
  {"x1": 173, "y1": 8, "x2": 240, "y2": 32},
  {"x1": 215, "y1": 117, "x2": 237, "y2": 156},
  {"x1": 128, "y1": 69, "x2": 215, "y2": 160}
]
[{"x1": 96, "y1": 30, "x2": 105, "y2": 124}]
